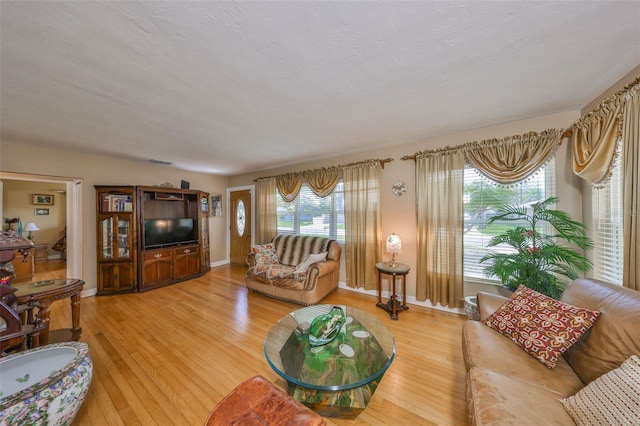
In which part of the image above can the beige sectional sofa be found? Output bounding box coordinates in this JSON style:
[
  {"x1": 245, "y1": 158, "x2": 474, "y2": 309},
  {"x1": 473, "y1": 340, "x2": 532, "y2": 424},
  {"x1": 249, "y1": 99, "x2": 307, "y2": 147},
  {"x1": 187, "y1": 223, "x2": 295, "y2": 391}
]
[
  {"x1": 245, "y1": 235, "x2": 341, "y2": 306},
  {"x1": 462, "y1": 278, "x2": 640, "y2": 425}
]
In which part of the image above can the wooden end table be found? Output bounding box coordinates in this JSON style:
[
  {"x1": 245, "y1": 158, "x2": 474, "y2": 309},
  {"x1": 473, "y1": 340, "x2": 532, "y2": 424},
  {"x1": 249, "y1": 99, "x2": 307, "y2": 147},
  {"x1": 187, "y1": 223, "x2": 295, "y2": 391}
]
[
  {"x1": 14, "y1": 279, "x2": 84, "y2": 345},
  {"x1": 376, "y1": 262, "x2": 410, "y2": 320}
]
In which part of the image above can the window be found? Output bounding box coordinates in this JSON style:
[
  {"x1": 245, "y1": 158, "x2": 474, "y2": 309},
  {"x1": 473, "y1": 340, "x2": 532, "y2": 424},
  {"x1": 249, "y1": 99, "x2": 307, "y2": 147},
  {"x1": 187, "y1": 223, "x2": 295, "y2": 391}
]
[
  {"x1": 276, "y1": 182, "x2": 345, "y2": 244},
  {"x1": 592, "y1": 146, "x2": 623, "y2": 284},
  {"x1": 463, "y1": 158, "x2": 556, "y2": 282}
]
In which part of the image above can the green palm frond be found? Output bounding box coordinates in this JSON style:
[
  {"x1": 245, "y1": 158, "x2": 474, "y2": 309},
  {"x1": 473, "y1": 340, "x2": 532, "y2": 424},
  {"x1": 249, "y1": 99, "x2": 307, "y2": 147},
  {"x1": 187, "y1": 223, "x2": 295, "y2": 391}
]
[{"x1": 480, "y1": 196, "x2": 592, "y2": 299}]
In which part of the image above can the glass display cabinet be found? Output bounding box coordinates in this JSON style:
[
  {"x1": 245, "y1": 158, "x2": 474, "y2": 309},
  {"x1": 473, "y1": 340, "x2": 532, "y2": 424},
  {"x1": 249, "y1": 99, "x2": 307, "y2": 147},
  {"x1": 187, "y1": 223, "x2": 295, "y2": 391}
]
[{"x1": 96, "y1": 187, "x2": 137, "y2": 294}]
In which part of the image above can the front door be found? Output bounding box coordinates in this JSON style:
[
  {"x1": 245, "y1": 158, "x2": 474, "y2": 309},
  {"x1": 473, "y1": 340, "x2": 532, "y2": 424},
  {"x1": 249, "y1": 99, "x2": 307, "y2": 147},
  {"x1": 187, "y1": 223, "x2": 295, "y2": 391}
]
[{"x1": 229, "y1": 189, "x2": 252, "y2": 265}]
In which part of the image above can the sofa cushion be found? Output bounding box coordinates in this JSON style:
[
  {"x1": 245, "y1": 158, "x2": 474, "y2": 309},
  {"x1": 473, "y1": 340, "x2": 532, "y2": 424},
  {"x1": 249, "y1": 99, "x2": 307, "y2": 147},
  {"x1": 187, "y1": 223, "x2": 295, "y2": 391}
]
[
  {"x1": 247, "y1": 264, "x2": 305, "y2": 282},
  {"x1": 463, "y1": 321, "x2": 585, "y2": 396},
  {"x1": 273, "y1": 235, "x2": 332, "y2": 267},
  {"x1": 466, "y1": 367, "x2": 574, "y2": 425},
  {"x1": 561, "y1": 278, "x2": 640, "y2": 385},
  {"x1": 251, "y1": 244, "x2": 280, "y2": 266},
  {"x1": 294, "y1": 252, "x2": 328, "y2": 273},
  {"x1": 484, "y1": 285, "x2": 599, "y2": 369},
  {"x1": 560, "y1": 355, "x2": 640, "y2": 426}
]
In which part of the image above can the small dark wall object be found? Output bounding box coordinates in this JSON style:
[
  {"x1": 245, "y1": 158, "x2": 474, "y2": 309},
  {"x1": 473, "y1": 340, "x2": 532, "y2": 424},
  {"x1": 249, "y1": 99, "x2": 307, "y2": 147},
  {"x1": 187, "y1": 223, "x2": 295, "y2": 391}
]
[{"x1": 180, "y1": 180, "x2": 190, "y2": 189}]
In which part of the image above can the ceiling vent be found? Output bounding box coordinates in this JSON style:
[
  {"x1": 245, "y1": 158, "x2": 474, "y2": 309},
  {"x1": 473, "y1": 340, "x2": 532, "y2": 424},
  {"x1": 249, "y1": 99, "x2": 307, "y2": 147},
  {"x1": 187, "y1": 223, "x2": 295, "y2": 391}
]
[{"x1": 149, "y1": 159, "x2": 173, "y2": 166}]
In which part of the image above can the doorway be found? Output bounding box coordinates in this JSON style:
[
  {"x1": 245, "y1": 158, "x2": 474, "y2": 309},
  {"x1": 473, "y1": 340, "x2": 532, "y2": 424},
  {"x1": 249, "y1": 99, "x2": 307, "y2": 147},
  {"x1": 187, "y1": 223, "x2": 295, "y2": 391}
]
[
  {"x1": 228, "y1": 187, "x2": 253, "y2": 265},
  {"x1": 0, "y1": 172, "x2": 82, "y2": 281}
]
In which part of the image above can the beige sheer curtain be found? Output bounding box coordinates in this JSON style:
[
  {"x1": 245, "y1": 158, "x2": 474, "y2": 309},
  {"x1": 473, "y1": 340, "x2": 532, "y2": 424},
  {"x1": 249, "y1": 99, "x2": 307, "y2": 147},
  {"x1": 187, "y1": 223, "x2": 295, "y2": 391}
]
[
  {"x1": 255, "y1": 178, "x2": 277, "y2": 244},
  {"x1": 572, "y1": 102, "x2": 623, "y2": 186},
  {"x1": 276, "y1": 173, "x2": 303, "y2": 202},
  {"x1": 343, "y1": 162, "x2": 382, "y2": 290},
  {"x1": 622, "y1": 86, "x2": 640, "y2": 290},
  {"x1": 416, "y1": 149, "x2": 465, "y2": 308},
  {"x1": 465, "y1": 129, "x2": 563, "y2": 184},
  {"x1": 304, "y1": 167, "x2": 342, "y2": 197}
]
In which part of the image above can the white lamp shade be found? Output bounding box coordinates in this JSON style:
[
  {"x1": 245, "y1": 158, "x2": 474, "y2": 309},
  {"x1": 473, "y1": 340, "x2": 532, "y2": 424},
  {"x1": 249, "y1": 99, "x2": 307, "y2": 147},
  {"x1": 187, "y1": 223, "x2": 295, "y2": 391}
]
[
  {"x1": 24, "y1": 222, "x2": 40, "y2": 232},
  {"x1": 386, "y1": 233, "x2": 402, "y2": 254}
]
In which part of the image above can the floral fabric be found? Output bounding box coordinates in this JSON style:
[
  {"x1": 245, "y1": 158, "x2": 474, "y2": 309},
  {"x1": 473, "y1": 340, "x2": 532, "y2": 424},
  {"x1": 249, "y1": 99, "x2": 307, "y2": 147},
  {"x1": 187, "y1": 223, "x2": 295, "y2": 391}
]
[
  {"x1": 250, "y1": 244, "x2": 280, "y2": 266},
  {"x1": 246, "y1": 264, "x2": 306, "y2": 283},
  {"x1": 484, "y1": 285, "x2": 600, "y2": 368}
]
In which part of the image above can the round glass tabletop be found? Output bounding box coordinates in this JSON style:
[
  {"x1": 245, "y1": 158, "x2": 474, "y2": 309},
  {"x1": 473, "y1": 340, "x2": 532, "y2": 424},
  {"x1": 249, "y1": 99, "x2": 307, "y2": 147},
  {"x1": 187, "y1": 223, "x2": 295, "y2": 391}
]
[{"x1": 264, "y1": 304, "x2": 396, "y2": 391}]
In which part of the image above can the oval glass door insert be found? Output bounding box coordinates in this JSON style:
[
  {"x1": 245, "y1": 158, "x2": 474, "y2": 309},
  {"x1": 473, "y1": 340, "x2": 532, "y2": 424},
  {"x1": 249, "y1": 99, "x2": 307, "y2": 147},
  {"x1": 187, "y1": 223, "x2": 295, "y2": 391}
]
[{"x1": 236, "y1": 200, "x2": 246, "y2": 236}]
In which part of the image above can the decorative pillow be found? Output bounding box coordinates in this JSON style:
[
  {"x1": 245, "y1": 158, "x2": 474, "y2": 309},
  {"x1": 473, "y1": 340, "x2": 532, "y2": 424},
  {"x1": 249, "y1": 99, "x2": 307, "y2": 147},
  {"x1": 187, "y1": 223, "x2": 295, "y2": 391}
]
[
  {"x1": 294, "y1": 252, "x2": 327, "y2": 273},
  {"x1": 560, "y1": 355, "x2": 640, "y2": 425},
  {"x1": 484, "y1": 285, "x2": 600, "y2": 368},
  {"x1": 251, "y1": 244, "x2": 280, "y2": 266}
]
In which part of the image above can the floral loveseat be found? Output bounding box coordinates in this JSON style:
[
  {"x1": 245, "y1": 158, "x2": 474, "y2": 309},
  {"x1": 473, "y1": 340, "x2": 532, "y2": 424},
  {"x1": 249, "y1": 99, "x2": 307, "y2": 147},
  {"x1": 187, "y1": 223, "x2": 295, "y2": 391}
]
[
  {"x1": 245, "y1": 235, "x2": 341, "y2": 306},
  {"x1": 463, "y1": 278, "x2": 640, "y2": 425}
]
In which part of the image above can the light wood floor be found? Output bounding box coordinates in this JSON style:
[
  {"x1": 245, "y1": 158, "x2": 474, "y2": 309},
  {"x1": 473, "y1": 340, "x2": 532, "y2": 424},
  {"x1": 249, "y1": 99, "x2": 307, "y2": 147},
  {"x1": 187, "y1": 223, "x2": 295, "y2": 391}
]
[{"x1": 40, "y1": 262, "x2": 468, "y2": 425}]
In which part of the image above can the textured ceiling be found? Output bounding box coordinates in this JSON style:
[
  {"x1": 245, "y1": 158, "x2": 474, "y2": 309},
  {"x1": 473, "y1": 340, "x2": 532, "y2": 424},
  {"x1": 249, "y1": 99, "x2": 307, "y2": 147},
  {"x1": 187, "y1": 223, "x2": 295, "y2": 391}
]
[{"x1": 1, "y1": 1, "x2": 639, "y2": 175}]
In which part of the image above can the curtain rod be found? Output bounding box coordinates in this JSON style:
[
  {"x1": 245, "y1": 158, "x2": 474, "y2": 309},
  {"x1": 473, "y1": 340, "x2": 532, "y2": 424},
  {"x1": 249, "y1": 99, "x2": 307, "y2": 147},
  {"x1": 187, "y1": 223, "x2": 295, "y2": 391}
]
[
  {"x1": 400, "y1": 128, "x2": 571, "y2": 162},
  {"x1": 570, "y1": 75, "x2": 640, "y2": 129},
  {"x1": 255, "y1": 158, "x2": 394, "y2": 181}
]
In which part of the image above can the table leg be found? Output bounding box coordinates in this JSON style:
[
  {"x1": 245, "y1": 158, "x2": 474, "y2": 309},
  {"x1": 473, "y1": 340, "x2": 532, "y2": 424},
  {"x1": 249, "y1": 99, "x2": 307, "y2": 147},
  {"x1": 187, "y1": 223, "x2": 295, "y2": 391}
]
[
  {"x1": 377, "y1": 271, "x2": 382, "y2": 304},
  {"x1": 37, "y1": 301, "x2": 52, "y2": 346},
  {"x1": 70, "y1": 293, "x2": 82, "y2": 336},
  {"x1": 391, "y1": 275, "x2": 398, "y2": 319},
  {"x1": 402, "y1": 276, "x2": 407, "y2": 308}
]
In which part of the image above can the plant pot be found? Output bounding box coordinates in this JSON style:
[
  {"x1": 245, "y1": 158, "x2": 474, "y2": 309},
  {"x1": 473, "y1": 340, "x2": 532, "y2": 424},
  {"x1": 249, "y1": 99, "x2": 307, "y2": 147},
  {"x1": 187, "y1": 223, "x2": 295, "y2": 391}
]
[{"x1": 464, "y1": 296, "x2": 480, "y2": 321}]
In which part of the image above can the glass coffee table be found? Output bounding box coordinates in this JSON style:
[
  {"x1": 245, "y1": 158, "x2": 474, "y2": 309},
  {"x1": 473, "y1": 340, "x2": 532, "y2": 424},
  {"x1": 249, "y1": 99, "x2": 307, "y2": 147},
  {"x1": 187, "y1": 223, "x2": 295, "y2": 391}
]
[{"x1": 264, "y1": 305, "x2": 395, "y2": 419}]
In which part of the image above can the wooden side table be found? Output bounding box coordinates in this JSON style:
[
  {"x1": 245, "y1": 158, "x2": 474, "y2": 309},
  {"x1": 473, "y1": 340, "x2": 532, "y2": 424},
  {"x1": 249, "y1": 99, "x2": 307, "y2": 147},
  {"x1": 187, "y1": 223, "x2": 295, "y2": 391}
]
[
  {"x1": 376, "y1": 262, "x2": 410, "y2": 320},
  {"x1": 33, "y1": 242, "x2": 49, "y2": 263},
  {"x1": 14, "y1": 279, "x2": 84, "y2": 345}
]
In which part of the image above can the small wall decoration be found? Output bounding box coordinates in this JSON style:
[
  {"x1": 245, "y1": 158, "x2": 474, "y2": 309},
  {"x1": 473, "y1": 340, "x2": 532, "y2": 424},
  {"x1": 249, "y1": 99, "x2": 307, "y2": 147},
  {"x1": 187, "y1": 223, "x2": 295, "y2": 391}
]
[
  {"x1": 211, "y1": 194, "x2": 223, "y2": 217},
  {"x1": 33, "y1": 194, "x2": 54, "y2": 205},
  {"x1": 35, "y1": 208, "x2": 50, "y2": 216}
]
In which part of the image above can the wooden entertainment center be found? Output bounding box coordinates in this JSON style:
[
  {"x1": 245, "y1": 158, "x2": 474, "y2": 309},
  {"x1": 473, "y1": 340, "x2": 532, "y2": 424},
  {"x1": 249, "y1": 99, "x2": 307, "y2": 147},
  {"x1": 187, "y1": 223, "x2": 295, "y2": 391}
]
[{"x1": 95, "y1": 185, "x2": 211, "y2": 295}]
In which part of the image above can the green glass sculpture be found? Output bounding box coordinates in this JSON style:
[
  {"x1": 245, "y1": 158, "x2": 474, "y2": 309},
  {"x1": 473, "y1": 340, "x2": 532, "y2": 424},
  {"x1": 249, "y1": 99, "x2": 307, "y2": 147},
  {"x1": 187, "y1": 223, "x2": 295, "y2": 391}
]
[{"x1": 308, "y1": 306, "x2": 346, "y2": 347}]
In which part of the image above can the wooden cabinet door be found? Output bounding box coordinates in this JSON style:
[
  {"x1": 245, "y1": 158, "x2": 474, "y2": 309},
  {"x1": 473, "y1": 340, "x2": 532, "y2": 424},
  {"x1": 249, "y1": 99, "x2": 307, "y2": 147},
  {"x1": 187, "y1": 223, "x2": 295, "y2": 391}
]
[
  {"x1": 141, "y1": 249, "x2": 173, "y2": 289},
  {"x1": 11, "y1": 249, "x2": 34, "y2": 284},
  {"x1": 174, "y1": 245, "x2": 200, "y2": 280},
  {"x1": 98, "y1": 262, "x2": 136, "y2": 293}
]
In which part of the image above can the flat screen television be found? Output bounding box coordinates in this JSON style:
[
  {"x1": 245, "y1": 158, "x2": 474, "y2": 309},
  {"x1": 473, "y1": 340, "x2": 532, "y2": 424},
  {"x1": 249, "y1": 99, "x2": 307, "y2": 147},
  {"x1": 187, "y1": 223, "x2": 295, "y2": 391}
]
[{"x1": 144, "y1": 218, "x2": 197, "y2": 249}]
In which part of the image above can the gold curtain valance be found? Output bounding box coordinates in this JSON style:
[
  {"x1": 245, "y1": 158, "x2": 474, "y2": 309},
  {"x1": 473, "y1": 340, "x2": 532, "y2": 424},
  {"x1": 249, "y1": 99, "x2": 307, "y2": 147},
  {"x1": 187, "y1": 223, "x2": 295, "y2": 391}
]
[
  {"x1": 465, "y1": 128, "x2": 563, "y2": 185},
  {"x1": 256, "y1": 158, "x2": 393, "y2": 200},
  {"x1": 571, "y1": 76, "x2": 640, "y2": 186},
  {"x1": 406, "y1": 128, "x2": 563, "y2": 185},
  {"x1": 304, "y1": 167, "x2": 342, "y2": 198},
  {"x1": 276, "y1": 173, "x2": 303, "y2": 202}
]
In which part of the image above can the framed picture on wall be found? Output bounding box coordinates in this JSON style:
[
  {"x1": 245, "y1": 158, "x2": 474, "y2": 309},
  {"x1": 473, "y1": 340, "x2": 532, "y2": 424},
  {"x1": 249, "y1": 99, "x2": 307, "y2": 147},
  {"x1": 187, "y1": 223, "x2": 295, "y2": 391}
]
[
  {"x1": 33, "y1": 194, "x2": 54, "y2": 205},
  {"x1": 35, "y1": 208, "x2": 50, "y2": 216},
  {"x1": 211, "y1": 194, "x2": 222, "y2": 217}
]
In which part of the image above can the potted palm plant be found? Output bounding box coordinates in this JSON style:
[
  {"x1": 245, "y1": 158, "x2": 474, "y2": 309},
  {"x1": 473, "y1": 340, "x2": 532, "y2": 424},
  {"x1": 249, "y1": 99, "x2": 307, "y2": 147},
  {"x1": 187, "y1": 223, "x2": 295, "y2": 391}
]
[{"x1": 480, "y1": 197, "x2": 593, "y2": 299}]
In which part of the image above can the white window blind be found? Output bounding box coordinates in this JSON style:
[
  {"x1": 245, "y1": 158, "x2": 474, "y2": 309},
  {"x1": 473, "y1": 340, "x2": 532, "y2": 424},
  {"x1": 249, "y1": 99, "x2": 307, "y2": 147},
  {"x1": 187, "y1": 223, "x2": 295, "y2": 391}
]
[
  {"x1": 592, "y1": 147, "x2": 623, "y2": 285},
  {"x1": 463, "y1": 158, "x2": 556, "y2": 282},
  {"x1": 276, "y1": 182, "x2": 345, "y2": 244}
]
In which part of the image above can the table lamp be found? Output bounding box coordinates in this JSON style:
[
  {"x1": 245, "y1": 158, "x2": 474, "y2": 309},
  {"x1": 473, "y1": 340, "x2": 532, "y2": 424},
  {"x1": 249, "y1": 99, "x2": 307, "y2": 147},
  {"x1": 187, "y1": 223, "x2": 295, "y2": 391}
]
[
  {"x1": 386, "y1": 233, "x2": 402, "y2": 267},
  {"x1": 25, "y1": 222, "x2": 40, "y2": 241}
]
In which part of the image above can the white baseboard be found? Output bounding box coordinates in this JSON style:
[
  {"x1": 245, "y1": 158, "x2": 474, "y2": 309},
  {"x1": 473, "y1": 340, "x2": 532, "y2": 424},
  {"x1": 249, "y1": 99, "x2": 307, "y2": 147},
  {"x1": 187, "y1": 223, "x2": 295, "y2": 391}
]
[{"x1": 338, "y1": 282, "x2": 464, "y2": 315}]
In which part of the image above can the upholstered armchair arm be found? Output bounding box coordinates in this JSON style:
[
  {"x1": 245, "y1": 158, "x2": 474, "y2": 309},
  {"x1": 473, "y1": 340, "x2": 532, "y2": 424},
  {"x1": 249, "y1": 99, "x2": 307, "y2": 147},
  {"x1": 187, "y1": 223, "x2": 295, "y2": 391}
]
[
  {"x1": 246, "y1": 253, "x2": 257, "y2": 268},
  {"x1": 304, "y1": 259, "x2": 339, "y2": 290},
  {"x1": 477, "y1": 292, "x2": 509, "y2": 322}
]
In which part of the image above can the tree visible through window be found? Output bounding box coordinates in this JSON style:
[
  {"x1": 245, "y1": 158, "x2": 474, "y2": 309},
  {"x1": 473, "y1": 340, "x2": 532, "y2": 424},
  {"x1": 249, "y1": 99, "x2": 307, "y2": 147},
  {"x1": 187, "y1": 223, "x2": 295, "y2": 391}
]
[
  {"x1": 463, "y1": 158, "x2": 556, "y2": 282},
  {"x1": 276, "y1": 182, "x2": 345, "y2": 244}
]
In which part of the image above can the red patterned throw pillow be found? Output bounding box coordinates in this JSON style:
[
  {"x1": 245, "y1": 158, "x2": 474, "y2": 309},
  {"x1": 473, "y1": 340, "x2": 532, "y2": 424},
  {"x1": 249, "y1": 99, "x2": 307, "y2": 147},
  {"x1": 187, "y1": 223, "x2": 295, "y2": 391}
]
[
  {"x1": 484, "y1": 285, "x2": 600, "y2": 368},
  {"x1": 251, "y1": 244, "x2": 280, "y2": 266}
]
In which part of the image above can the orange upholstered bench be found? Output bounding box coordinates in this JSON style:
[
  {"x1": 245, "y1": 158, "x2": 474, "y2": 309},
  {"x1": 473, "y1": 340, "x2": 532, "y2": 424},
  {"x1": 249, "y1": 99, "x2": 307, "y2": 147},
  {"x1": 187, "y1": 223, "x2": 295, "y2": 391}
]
[{"x1": 205, "y1": 375, "x2": 325, "y2": 426}]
